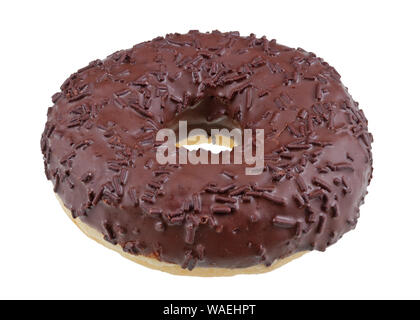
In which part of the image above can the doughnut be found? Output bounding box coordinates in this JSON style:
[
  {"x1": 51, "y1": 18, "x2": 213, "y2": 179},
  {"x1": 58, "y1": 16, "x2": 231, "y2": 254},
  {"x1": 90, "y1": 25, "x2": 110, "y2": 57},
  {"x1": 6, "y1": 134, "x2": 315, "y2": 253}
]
[{"x1": 41, "y1": 30, "x2": 373, "y2": 276}]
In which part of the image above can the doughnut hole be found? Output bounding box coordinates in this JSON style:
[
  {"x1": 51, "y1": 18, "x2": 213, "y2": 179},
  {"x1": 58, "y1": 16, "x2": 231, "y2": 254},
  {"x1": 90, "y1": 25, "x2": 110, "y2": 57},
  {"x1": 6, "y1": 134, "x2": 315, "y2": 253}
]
[{"x1": 167, "y1": 96, "x2": 241, "y2": 153}]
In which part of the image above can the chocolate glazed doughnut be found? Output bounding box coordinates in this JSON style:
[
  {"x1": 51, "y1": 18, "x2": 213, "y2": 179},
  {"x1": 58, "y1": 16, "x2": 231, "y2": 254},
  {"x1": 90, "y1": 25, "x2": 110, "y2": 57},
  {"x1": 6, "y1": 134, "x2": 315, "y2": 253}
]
[{"x1": 41, "y1": 31, "x2": 373, "y2": 276}]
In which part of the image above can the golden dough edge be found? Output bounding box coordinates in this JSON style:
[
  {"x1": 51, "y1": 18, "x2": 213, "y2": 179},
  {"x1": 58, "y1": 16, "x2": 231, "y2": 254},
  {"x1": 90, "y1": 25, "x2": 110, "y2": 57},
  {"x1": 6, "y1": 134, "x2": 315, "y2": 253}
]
[{"x1": 56, "y1": 195, "x2": 307, "y2": 277}]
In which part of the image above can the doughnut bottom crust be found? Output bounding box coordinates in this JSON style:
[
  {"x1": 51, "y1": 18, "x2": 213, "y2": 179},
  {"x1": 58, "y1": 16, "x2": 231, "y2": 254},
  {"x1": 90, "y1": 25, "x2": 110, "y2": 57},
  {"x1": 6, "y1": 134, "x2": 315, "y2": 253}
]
[{"x1": 57, "y1": 195, "x2": 307, "y2": 277}]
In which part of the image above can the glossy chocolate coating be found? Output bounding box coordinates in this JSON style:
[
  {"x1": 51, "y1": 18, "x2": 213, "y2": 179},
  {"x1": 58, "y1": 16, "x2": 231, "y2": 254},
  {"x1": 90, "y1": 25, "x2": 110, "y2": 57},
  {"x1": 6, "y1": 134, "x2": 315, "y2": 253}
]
[{"x1": 41, "y1": 31, "x2": 373, "y2": 270}]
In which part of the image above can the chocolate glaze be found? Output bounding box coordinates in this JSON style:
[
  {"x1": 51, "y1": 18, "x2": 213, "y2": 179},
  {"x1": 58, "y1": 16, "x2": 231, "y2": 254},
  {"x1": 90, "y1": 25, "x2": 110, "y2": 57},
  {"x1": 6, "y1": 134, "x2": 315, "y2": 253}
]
[{"x1": 41, "y1": 31, "x2": 373, "y2": 270}]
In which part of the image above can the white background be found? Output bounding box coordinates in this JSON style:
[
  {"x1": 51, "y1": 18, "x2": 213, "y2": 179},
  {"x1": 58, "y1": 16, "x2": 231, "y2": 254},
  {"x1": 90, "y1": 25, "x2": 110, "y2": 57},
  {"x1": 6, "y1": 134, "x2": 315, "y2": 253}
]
[{"x1": 0, "y1": 0, "x2": 419, "y2": 299}]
